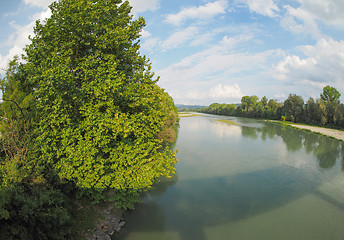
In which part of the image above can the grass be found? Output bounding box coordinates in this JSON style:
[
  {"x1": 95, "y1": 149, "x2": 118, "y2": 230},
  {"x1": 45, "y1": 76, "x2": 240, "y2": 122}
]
[{"x1": 215, "y1": 119, "x2": 238, "y2": 125}]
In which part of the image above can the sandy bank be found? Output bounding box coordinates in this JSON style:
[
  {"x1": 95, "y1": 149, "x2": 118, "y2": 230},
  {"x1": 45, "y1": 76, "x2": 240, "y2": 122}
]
[{"x1": 290, "y1": 124, "x2": 344, "y2": 141}]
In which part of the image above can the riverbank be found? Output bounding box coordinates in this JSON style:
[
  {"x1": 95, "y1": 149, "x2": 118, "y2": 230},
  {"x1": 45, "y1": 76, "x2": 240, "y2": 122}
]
[
  {"x1": 289, "y1": 123, "x2": 344, "y2": 141},
  {"x1": 267, "y1": 120, "x2": 344, "y2": 141},
  {"x1": 79, "y1": 202, "x2": 124, "y2": 240}
]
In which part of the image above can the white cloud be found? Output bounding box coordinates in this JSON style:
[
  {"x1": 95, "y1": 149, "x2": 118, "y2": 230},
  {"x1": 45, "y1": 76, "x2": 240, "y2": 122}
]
[
  {"x1": 246, "y1": 0, "x2": 280, "y2": 17},
  {"x1": 281, "y1": 0, "x2": 344, "y2": 38},
  {"x1": 140, "y1": 29, "x2": 151, "y2": 39},
  {"x1": 158, "y1": 36, "x2": 277, "y2": 104},
  {"x1": 209, "y1": 84, "x2": 243, "y2": 99},
  {"x1": 168, "y1": 84, "x2": 243, "y2": 105},
  {"x1": 274, "y1": 38, "x2": 344, "y2": 93},
  {"x1": 161, "y1": 26, "x2": 199, "y2": 51},
  {"x1": 165, "y1": 0, "x2": 228, "y2": 25},
  {"x1": 299, "y1": 0, "x2": 344, "y2": 27},
  {"x1": 142, "y1": 25, "x2": 254, "y2": 53},
  {"x1": 24, "y1": 0, "x2": 161, "y2": 14},
  {"x1": 23, "y1": 0, "x2": 54, "y2": 8},
  {"x1": 141, "y1": 38, "x2": 160, "y2": 53},
  {"x1": 281, "y1": 5, "x2": 322, "y2": 38},
  {"x1": 0, "y1": 8, "x2": 51, "y2": 74},
  {"x1": 129, "y1": 0, "x2": 160, "y2": 14},
  {"x1": 274, "y1": 55, "x2": 318, "y2": 80}
]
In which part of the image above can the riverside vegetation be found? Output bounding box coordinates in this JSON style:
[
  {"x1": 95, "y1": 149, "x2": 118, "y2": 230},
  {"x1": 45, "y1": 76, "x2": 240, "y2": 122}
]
[
  {"x1": 190, "y1": 86, "x2": 344, "y2": 129},
  {"x1": 0, "y1": 0, "x2": 178, "y2": 239}
]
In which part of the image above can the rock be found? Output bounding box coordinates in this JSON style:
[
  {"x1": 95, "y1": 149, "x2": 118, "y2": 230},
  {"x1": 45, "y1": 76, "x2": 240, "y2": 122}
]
[
  {"x1": 90, "y1": 203, "x2": 125, "y2": 240},
  {"x1": 94, "y1": 229, "x2": 111, "y2": 240}
]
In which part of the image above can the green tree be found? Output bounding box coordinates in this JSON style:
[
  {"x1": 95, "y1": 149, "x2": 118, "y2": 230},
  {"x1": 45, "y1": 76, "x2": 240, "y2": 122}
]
[
  {"x1": 0, "y1": 57, "x2": 38, "y2": 186},
  {"x1": 7, "y1": 0, "x2": 178, "y2": 207},
  {"x1": 283, "y1": 94, "x2": 304, "y2": 122},
  {"x1": 206, "y1": 103, "x2": 221, "y2": 114},
  {"x1": 0, "y1": 58, "x2": 77, "y2": 240},
  {"x1": 0, "y1": 185, "x2": 76, "y2": 240},
  {"x1": 320, "y1": 85, "x2": 341, "y2": 124},
  {"x1": 303, "y1": 97, "x2": 322, "y2": 125},
  {"x1": 266, "y1": 99, "x2": 281, "y2": 119},
  {"x1": 254, "y1": 101, "x2": 264, "y2": 118},
  {"x1": 241, "y1": 95, "x2": 259, "y2": 117},
  {"x1": 261, "y1": 96, "x2": 268, "y2": 106},
  {"x1": 225, "y1": 104, "x2": 237, "y2": 116}
]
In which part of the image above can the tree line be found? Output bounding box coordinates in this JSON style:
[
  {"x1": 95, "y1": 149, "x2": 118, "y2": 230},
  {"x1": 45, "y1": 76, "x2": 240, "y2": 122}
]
[
  {"x1": 0, "y1": 0, "x2": 178, "y2": 239},
  {"x1": 194, "y1": 86, "x2": 343, "y2": 128}
]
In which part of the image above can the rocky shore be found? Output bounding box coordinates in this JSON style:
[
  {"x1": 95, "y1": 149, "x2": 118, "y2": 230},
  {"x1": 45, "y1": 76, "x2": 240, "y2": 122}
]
[{"x1": 85, "y1": 203, "x2": 125, "y2": 240}]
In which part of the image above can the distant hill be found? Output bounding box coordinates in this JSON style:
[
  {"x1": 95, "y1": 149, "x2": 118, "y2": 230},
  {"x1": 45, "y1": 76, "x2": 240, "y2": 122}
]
[{"x1": 175, "y1": 104, "x2": 207, "y2": 110}]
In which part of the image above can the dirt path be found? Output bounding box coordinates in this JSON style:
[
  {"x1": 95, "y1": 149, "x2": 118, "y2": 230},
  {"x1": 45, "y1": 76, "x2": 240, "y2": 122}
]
[{"x1": 290, "y1": 124, "x2": 344, "y2": 141}]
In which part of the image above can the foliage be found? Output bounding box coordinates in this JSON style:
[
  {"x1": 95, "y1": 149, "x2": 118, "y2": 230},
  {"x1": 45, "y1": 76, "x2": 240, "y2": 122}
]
[
  {"x1": 195, "y1": 86, "x2": 343, "y2": 129},
  {"x1": 241, "y1": 95, "x2": 259, "y2": 113},
  {"x1": 0, "y1": 184, "x2": 76, "y2": 240},
  {"x1": 0, "y1": 0, "x2": 178, "y2": 238},
  {"x1": 22, "y1": 0, "x2": 178, "y2": 197},
  {"x1": 282, "y1": 94, "x2": 304, "y2": 122},
  {"x1": 320, "y1": 85, "x2": 341, "y2": 124},
  {"x1": 0, "y1": 58, "x2": 41, "y2": 187}
]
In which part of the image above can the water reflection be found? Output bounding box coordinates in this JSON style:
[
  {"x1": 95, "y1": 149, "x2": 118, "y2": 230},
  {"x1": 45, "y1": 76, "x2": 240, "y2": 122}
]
[
  {"x1": 116, "y1": 166, "x2": 318, "y2": 240},
  {"x1": 210, "y1": 121, "x2": 241, "y2": 139},
  {"x1": 313, "y1": 137, "x2": 340, "y2": 169},
  {"x1": 239, "y1": 121, "x2": 343, "y2": 170},
  {"x1": 149, "y1": 173, "x2": 179, "y2": 197},
  {"x1": 342, "y1": 142, "x2": 344, "y2": 171},
  {"x1": 115, "y1": 116, "x2": 344, "y2": 240},
  {"x1": 241, "y1": 126, "x2": 259, "y2": 140}
]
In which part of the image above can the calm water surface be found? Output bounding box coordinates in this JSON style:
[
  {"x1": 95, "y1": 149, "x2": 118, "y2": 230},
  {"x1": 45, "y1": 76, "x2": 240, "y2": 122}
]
[{"x1": 115, "y1": 114, "x2": 344, "y2": 240}]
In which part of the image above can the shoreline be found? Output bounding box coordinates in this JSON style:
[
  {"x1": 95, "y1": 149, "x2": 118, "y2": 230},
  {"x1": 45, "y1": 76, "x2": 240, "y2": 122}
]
[{"x1": 289, "y1": 123, "x2": 344, "y2": 141}]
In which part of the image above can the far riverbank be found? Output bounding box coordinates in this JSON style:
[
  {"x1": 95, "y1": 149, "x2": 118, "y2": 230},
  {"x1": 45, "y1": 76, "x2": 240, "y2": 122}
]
[{"x1": 289, "y1": 124, "x2": 344, "y2": 141}]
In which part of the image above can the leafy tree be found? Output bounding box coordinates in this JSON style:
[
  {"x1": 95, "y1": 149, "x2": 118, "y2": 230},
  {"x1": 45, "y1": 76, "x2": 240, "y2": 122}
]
[
  {"x1": 206, "y1": 103, "x2": 221, "y2": 114},
  {"x1": 1, "y1": 0, "x2": 178, "y2": 213},
  {"x1": 240, "y1": 95, "x2": 259, "y2": 118},
  {"x1": 321, "y1": 86, "x2": 341, "y2": 105},
  {"x1": 320, "y1": 86, "x2": 341, "y2": 124},
  {"x1": 241, "y1": 95, "x2": 258, "y2": 113},
  {"x1": 254, "y1": 101, "x2": 264, "y2": 118},
  {"x1": 0, "y1": 58, "x2": 76, "y2": 240},
  {"x1": 283, "y1": 94, "x2": 304, "y2": 122},
  {"x1": 0, "y1": 185, "x2": 76, "y2": 240},
  {"x1": 266, "y1": 99, "x2": 281, "y2": 119},
  {"x1": 261, "y1": 96, "x2": 268, "y2": 106},
  {"x1": 225, "y1": 104, "x2": 237, "y2": 116},
  {"x1": 0, "y1": 58, "x2": 39, "y2": 186},
  {"x1": 23, "y1": 0, "x2": 178, "y2": 205},
  {"x1": 303, "y1": 97, "x2": 323, "y2": 125}
]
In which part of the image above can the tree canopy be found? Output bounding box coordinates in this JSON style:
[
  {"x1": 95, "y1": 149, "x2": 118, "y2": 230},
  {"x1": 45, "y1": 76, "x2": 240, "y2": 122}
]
[
  {"x1": 0, "y1": 0, "x2": 178, "y2": 238},
  {"x1": 24, "y1": 0, "x2": 178, "y2": 193},
  {"x1": 195, "y1": 86, "x2": 343, "y2": 128}
]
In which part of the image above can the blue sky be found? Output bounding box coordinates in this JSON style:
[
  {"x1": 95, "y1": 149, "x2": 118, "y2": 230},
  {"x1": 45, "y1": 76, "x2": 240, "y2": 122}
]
[{"x1": 1, "y1": 0, "x2": 344, "y2": 105}]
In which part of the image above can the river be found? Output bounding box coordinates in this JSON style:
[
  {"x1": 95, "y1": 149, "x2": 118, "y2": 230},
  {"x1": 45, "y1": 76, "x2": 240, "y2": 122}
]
[{"x1": 114, "y1": 114, "x2": 344, "y2": 240}]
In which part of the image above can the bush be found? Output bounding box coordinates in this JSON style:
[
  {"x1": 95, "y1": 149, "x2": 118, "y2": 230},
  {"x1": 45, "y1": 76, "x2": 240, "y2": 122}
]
[{"x1": 0, "y1": 184, "x2": 76, "y2": 240}]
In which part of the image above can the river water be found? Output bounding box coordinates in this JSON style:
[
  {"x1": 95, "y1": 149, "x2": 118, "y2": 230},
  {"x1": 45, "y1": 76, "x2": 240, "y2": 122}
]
[{"x1": 115, "y1": 114, "x2": 344, "y2": 240}]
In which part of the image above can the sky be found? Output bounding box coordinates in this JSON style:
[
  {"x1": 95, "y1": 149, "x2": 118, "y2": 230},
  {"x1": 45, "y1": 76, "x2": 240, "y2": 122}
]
[{"x1": 1, "y1": 0, "x2": 344, "y2": 105}]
